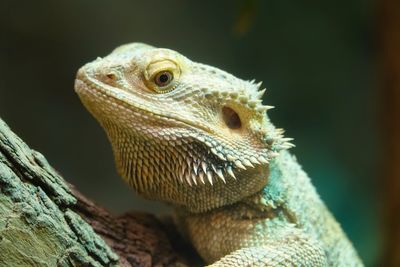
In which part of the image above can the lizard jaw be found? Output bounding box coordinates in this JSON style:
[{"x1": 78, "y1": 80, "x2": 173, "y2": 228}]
[
  {"x1": 75, "y1": 73, "x2": 292, "y2": 187},
  {"x1": 75, "y1": 70, "x2": 217, "y2": 135}
]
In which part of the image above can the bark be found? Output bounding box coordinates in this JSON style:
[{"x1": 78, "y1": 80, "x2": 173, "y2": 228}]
[
  {"x1": 379, "y1": 0, "x2": 400, "y2": 266},
  {"x1": 0, "y1": 117, "x2": 200, "y2": 267}
]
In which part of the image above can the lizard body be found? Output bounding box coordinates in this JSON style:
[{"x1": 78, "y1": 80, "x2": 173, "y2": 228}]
[{"x1": 75, "y1": 43, "x2": 364, "y2": 266}]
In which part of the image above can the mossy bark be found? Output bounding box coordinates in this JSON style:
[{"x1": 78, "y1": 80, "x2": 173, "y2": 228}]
[{"x1": 0, "y1": 117, "x2": 194, "y2": 267}]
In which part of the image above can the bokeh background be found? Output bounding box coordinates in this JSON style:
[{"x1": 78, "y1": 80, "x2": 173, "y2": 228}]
[{"x1": 2, "y1": 1, "x2": 399, "y2": 266}]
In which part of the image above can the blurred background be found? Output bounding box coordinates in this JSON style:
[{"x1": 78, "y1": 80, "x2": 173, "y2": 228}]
[{"x1": 1, "y1": 0, "x2": 399, "y2": 266}]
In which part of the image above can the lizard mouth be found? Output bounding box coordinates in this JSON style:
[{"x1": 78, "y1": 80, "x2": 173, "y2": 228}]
[{"x1": 75, "y1": 71, "x2": 216, "y2": 136}]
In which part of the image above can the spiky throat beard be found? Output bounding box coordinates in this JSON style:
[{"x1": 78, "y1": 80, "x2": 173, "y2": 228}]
[
  {"x1": 88, "y1": 99, "x2": 290, "y2": 213},
  {"x1": 101, "y1": 117, "x2": 272, "y2": 213},
  {"x1": 76, "y1": 75, "x2": 293, "y2": 213}
]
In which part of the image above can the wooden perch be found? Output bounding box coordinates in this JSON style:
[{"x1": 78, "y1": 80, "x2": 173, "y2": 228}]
[
  {"x1": 0, "y1": 117, "x2": 200, "y2": 267},
  {"x1": 380, "y1": 0, "x2": 400, "y2": 265}
]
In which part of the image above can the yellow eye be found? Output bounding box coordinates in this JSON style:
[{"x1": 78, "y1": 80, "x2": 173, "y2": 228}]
[
  {"x1": 154, "y1": 71, "x2": 173, "y2": 87},
  {"x1": 145, "y1": 59, "x2": 180, "y2": 93}
]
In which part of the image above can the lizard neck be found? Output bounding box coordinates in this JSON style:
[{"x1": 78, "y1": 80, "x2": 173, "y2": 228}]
[{"x1": 103, "y1": 119, "x2": 270, "y2": 213}]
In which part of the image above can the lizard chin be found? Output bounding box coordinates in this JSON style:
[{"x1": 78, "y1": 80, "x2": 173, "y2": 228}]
[
  {"x1": 121, "y1": 138, "x2": 272, "y2": 213},
  {"x1": 97, "y1": 116, "x2": 271, "y2": 212}
]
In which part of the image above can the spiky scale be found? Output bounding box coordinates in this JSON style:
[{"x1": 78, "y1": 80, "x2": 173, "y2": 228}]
[
  {"x1": 216, "y1": 153, "x2": 226, "y2": 161},
  {"x1": 229, "y1": 92, "x2": 238, "y2": 99},
  {"x1": 247, "y1": 100, "x2": 258, "y2": 108},
  {"x1": 226, "y1": 166, "x2": 236, "y2": 179},
  {"x1": 282, "y1": 142, "x2": 295, "y2": 148},
  {"x1": 249, "y1": 156, "x2": 260, "y2": 165},
  {"x1": 275, "y1": 128, "x2": 285, "y2": 134},
  {"x1": 193, "y1": 161, "x2": 199, "y2": 175},
  {"x1": 282, "y1": 137, "x2": 294, "y2": 142},
  {"x1": 258, "y1": 156, "x2": 269, "y2": 164},
  {"x1": 198, "y1": 171, "x2": 206, "y2": 184},
  {"x1": 226, "y1": 154, "x2": 236, "y2": 161},
  {"x1": 178, "y1": 156, "x2": 184, "y2": 166},
  {"x1": 239, "y1": 96, "x2": 248, "y2": 104},
  {"x1": 201, "y1": 161, "x2": 208, "y2": 174},
  {"x1": 256, "y1": 88, "x2": 267, "y2": 99},
  {"x1": 192, "y1": 173, "x2": 198, "y2": 185},
  {"x1": 206, "y1": 171, "x2": 213, "y2": 185},
  {"x1": 242, "y1": 158, "x2": 254, "y2": 168},
  {"x1": 205, "y1": 141, "x2": 213, "y2": 148},
  {"x1": 256, "y1": 105, "x2": 274, "y2": 113},
  {"x1": 269, "y1": 151, "x2": 280, "y2": 158},
  {"x1": 185, "y1": 173, "x2": 192, "y2": 186},
  {"x1": 234, "y1": 160, "x2": 246, "y2": 170},
  {"x1": 186, "y1": 157, "x2": 192, "y2": 167},
  {"x1": 179, "y1": 165, "x2": 186, "y2": 182},
  {"x1": 215, "y1": 169, "x2": 226, "y2": 183}
]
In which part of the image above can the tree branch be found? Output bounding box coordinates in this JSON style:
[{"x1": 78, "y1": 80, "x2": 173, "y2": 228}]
[{"x1": 0, "y1": 117, "x2": 198, "y2": 267}]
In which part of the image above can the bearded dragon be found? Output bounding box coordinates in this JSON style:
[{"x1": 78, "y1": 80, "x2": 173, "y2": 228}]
[{"x1": 75, "y1": 43, "x2": 364, "y2": 266}]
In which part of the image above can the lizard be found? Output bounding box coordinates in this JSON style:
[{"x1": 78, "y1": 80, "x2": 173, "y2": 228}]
[{"x1": 75, "y1": 43, "x2": 364, "y2": 267}]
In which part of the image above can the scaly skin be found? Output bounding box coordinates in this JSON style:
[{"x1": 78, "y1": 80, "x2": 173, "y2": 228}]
[{"x1": 75, "y1": 43, "x2": 364, "y2": 266}]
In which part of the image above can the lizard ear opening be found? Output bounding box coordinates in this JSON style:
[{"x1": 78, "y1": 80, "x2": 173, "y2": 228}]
[{"x1": 222, "y1": 106, "x2": 241, "y2": 129}]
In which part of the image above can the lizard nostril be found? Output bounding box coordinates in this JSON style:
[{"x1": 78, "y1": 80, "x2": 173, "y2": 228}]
[
  {"x1": 106, "y1": 73, "x2": 117, "y2": 80},
  {"x1": 222, "y1": 106, "x2": 241, "y2": 129}
]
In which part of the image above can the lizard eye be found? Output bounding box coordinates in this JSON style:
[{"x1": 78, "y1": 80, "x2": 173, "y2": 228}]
[
  {"x1": 145, "y1": 59, "x2": 180, "y2": 93},
  {"x1": 154, "y1": 71, "x2": 173, "y2": 87}
]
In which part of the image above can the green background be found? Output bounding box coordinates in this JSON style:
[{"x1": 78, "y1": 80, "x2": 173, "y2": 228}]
[{"x1": 1, "y1": 0, "x2": 381, "y2": 265}]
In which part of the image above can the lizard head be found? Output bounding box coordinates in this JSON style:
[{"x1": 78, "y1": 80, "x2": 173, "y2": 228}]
[{"x1": 75, "y1": 43, "x2": 293, "y2": 212}]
